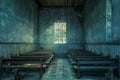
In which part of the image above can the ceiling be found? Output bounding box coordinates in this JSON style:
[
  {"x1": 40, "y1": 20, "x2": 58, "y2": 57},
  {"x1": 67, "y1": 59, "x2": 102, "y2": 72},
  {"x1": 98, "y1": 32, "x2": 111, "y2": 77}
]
[{"x1": 37, "y1": 0, "x2": 85, "y2": 7}]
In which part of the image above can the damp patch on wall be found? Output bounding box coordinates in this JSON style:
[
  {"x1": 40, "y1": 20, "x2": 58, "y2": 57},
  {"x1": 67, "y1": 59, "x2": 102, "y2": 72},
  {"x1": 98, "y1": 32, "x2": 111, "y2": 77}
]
[{"x1": 106, "y1": 0, "x2": 112, "y2": 41}]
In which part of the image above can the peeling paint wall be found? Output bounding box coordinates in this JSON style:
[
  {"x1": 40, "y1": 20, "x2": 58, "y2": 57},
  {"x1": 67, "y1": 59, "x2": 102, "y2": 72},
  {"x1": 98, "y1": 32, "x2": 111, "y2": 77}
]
[
  {"x1": 106, "y1": 0, "x2": 112, "y2": 41},
  {"x1": 0, "y1": 0, "x2": 39, "y2": 57},
  {"x1": 38, "y1": 7, "x2": 83, "y2": 57},
  {"x1": 83, "y1": 0, "x2": 120, "y2": 57},
  {"x1": 83, "y1": 0, "x2": 106, "y2": 43}
]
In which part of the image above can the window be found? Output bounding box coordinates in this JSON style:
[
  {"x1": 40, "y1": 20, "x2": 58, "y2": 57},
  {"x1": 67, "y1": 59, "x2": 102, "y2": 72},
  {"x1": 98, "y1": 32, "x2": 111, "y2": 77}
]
[{"x1": 54, "y1": 22, "x2": 66, "y2": 44}]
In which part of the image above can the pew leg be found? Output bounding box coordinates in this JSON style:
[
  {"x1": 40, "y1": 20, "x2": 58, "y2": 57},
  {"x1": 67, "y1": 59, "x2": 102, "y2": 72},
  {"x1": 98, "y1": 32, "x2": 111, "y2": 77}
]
[
  {"x1": 2, "y1": 68, "x2": 6, "y2": 76},
  {"x1": 109, "y1": 69, "x2": 114, "y2": 80},
  {"x1": 0, "y1": 67, "x2": 2, "y2": 76},
  {"x1": 43, "y1": 68, "x2": 46, "y2": 73},
  {"x1": 77, "y1": 59, "x2": 80, "y2": 78},
  {"x1": 119, "y1": 68, "x2": 120, "y2": 78},
  {"x1": 44, "y1": 66, "x2": 48, "y2": 73},
  {"x1": 0, "y1": 56, "x2": 4, "y2": 76},
  {"x1": 15, "y1": 74, "x2": 20, "y2": 80},
  {"x1": 105, "y1": 69, "x2": 114, "y2": 80},
  {"x1": 105, "y1": 73, "x2": 109, "y2": 80},
  {"x1": 14, "y1": 69, "x2": 20, "y2": 80},
  {"x1": 77, "y1": 68, "x2": 80, "y2": 78},
  {"x1": 39, "y1": 68, "x2": 43, "y2": 78},
  {"x1": 118, "y1": 59, "x2": 120, "y2": 77}
]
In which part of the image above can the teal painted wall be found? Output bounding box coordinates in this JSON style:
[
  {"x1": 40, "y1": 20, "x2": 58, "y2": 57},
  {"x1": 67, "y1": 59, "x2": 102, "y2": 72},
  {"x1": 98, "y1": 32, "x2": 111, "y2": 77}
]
[
  {"x1": 0, "y1": 0, "x2": 39, "y2": 57},
  {"x1": 83, "y1": 0, "x2": 120, "y2": 57}
]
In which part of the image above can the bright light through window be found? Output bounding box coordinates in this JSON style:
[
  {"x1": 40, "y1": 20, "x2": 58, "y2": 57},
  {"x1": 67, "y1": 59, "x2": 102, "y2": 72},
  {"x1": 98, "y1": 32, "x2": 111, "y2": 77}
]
[{"x1": 54, "y1": 22, "x2": 66, "y2": 44}]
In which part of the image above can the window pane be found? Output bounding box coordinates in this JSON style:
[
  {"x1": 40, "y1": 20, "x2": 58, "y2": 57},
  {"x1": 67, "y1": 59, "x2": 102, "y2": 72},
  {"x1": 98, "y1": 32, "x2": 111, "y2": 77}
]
[{"x1": 54, "y1": 22, "x2": 66, "y2": 44}]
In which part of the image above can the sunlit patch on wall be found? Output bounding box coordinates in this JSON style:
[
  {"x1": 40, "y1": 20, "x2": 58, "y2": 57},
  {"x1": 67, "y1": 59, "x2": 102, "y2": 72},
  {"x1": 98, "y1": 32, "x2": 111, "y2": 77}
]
[{"x1": 54, "y1": 22, "x2": 66, "y2": 44}]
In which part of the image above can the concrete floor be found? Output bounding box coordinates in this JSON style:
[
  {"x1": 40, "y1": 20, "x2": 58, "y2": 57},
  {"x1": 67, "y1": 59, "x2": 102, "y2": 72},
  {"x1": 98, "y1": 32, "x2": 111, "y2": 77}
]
[
  {"x1": 42, "y1": 59, "x2": 105, "y2": 80},
  {"x1": 1, "y1": 59, "x2": 120, "y2": 80}
]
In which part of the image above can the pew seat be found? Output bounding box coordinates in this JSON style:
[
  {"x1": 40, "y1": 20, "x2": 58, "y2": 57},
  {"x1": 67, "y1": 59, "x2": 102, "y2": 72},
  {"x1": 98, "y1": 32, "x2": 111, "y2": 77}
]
[{"x1": 73, "y1": 65, "x2": 117, "y2": 70}]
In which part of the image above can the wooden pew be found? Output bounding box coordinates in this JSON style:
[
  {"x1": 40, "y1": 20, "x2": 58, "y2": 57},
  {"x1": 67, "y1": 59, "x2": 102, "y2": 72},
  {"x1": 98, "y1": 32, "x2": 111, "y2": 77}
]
[
  {"x1": 1, "y1": 57, "x2": 46, "y2": 80},
  {"x1": 69, "y1": 50, "x2": 98, "y2": 56},
  {"x1": 67, "y1": 50, "x2": 119, "y2": 79},
  {"x1": 73, "y1": 58, "x2": 118, "y2": 78},
  {"x1": 15, "y1": 50, "x2": 54, "y2": 65},
  {"x1": 32, "y1": 50, "x2": 54, "y2": 65},
  {"x1": 68, "y1": 54, "x2": 114, "y2": 66},
  {"x1": 68, "y1": 51, "x2": 106, "y2": 65},
  {"x1": 67, "y1": 49, "x2": 109, "y2": 64},
  {"x1": 11, "y1": 55, "x2": 54, "y2": 67},
  {"x1": 20, "y1": 50, "x2": 53, "y2": 57},
  {"x1": 0, "y1": 56, "x2": 4, "y2": 76},
  {"x1": 0, "y1": 50, "x2": 54, "y2": 80},
  {"x1": 68, "y1": 50, "x2": 102, "y2": 59},
  {"x1": 10, "y1": 50, "x2": 54, "y2": 71}
]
